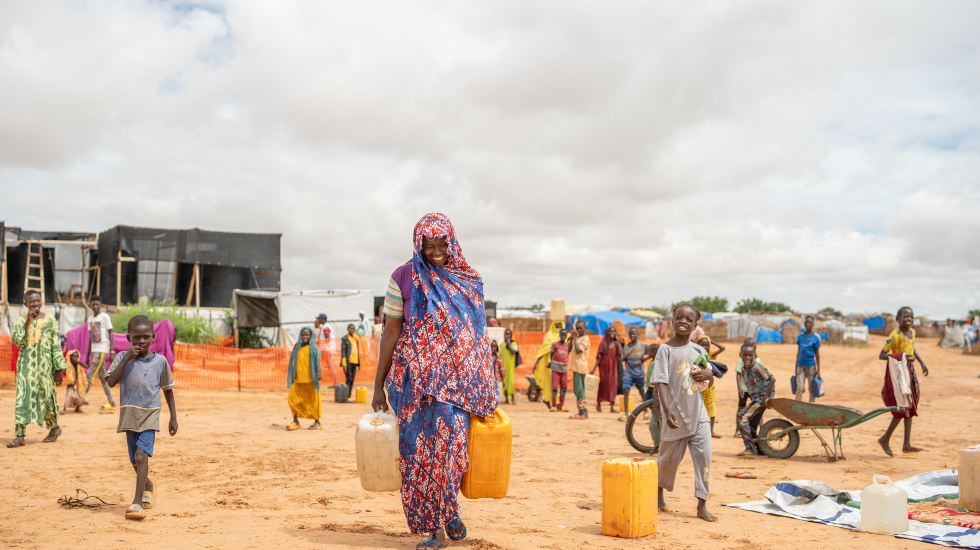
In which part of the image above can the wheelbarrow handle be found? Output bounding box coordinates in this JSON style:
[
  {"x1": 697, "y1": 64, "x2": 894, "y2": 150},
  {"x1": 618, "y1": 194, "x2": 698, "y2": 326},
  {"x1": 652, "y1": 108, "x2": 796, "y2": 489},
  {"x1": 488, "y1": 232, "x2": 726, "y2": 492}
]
[{"x1": 836, "y1": 406, "x2": 905, "y2": 429}]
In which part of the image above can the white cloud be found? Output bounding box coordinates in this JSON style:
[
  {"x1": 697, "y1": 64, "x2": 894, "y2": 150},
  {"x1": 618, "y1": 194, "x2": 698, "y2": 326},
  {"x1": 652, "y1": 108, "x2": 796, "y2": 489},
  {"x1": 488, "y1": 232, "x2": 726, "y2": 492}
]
[{"x1": 1, "y1": 1, "x2": 979, "y2": 317}]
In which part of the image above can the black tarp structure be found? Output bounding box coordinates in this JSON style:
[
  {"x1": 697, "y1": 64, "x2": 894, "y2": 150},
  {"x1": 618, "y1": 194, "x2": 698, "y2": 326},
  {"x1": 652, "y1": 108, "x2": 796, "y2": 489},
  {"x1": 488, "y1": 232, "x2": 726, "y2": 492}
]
[{"x1": 92, "y1": 226, "x2": 281, "y2": 307}]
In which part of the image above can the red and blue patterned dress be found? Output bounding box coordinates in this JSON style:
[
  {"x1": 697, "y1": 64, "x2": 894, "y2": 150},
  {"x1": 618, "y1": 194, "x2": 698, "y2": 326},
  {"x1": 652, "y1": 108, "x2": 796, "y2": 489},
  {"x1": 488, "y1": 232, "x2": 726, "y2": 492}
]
[{"x1": 382, "y1": 213, "x2": 498, "y2": 534}]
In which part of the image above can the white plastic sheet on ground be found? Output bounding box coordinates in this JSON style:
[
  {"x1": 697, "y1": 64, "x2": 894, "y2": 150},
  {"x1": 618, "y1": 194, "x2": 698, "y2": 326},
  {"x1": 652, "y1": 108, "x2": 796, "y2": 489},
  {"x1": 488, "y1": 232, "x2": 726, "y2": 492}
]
[{"x1": 726, "y1": 471, "x2": 979, "y2": 548}]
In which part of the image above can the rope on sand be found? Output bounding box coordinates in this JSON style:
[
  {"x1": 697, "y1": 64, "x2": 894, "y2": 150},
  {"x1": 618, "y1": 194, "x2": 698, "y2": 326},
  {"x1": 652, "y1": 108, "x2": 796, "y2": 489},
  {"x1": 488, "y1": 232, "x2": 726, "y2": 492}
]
[{"x1": 58, "y1": 489, "x2": 119, "y2": 509}]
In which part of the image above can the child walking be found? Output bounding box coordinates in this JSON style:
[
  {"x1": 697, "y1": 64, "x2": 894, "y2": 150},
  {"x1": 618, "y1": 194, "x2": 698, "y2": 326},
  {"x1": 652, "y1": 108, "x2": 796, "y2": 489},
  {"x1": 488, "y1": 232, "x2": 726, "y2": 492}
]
[
  {"x1": 735, "y1": 343, "x2": 775, "y2": 456},
  {"x1": 621, "y1": 326, "x2": 651, "y2": 421},
  {"x1": 62, "y1": 350, "x2": 87, "y2": 414},
  {"x1": 795, "y1": 316, "x2": 821, "y2": 402},
  {"x1": 878, "y1": 306, "x2": 929, "y2": 456},
  {"x1": 567, "y1": 320, "x2": 591, "y2": 419},
  {"x1": 653, "y1": 303, "x2": 717, "y2": 522},
  {"x1": 695, "y1": 335, "x2": 725, "y2": 438},
  {"x1": 106, "y1": 315, "x2": 178, "y2": 520},
  {"x1": 550, "y1": 328, "x2": 570, "y2": 412}
]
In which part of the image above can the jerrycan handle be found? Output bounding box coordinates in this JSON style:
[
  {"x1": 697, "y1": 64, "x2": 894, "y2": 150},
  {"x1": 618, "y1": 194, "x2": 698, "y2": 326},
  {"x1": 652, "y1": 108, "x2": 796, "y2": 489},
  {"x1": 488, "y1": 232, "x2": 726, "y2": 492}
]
[
  {"x1": 872, "y1": 475, "x2": 893, "y2": 485},
  {"x1": 370, "y1": 411, "x2": 385, "y2": 426}
]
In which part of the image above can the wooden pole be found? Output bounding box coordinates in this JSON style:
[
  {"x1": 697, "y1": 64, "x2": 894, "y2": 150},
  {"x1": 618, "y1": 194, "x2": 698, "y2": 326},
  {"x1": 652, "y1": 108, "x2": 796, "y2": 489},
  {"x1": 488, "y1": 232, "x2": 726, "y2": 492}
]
[
  {"x1": 97, "y1": 266, "x2": 102, "y2": 298},
  {"x1": 234, "y1": 327, "x2": 240, "y2": 349},
  {"x1": 237, "y1": 353, "x2": 242, "y2": 392},
  {"x1": 185, "y1": 264, "x2": 197, "y2": 307},
  {"x1": 116, "y1": 252, "x2": 122, "y2": 307}
]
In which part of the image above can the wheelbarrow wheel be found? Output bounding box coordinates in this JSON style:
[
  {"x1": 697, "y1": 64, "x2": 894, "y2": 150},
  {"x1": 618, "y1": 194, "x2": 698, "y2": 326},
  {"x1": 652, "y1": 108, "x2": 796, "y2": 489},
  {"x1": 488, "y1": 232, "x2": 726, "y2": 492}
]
[
  {"x1": 527, "y1": 386, "x2": 541, "y2": 402},
  {"x1": 757, "y1": 419, "x2": 800, "y2": 459}
]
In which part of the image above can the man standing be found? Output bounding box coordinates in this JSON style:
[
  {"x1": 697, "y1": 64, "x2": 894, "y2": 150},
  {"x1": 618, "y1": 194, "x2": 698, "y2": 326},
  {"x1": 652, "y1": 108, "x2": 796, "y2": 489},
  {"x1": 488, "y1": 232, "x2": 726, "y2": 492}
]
[
  {"x1": 313, "y1": 313, "x2": 332, "y2": 340},
  {"x1": 7, "y1": 290, "x2": 66, "y2": 448},
  {"x1": 85, "y1": 295, "x2": 116, "y2": 411},
  {"x1": 794, "y1": 316, "x2": 821, "y2": 403},
  {"x1": 341, "y1": 324, "x2": 360, "y2": 397}
]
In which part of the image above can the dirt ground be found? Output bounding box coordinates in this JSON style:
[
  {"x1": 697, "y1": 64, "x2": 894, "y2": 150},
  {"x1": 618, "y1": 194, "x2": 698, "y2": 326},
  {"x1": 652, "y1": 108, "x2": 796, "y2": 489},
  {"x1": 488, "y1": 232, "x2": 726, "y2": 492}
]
[{"x1": 1, "y1": 336, "x2": 978, "y2": 550}]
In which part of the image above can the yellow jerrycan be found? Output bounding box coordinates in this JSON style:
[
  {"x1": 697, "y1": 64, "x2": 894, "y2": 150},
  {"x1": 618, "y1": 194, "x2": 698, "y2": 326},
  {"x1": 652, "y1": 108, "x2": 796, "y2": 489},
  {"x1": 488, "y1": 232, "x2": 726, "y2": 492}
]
[
  {"x1": 620, "y1": 394, "x2": 635, "y2": 414},
  {"x1": 355, "y1": 386, "x2": 368, "y2": 403},
  {"x1": 461, "y1": 408, "x2": 512, "y2": 499},
  {"x1": 602, "y1": 457, "x2": 658, "y2": 538}
]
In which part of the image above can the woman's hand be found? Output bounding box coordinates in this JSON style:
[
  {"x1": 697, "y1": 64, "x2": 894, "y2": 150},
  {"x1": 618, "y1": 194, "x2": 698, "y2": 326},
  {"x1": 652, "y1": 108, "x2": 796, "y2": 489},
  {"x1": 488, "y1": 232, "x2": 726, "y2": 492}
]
[{"x1": 372, "y1": 390, "x2": 389, "y2": 413}]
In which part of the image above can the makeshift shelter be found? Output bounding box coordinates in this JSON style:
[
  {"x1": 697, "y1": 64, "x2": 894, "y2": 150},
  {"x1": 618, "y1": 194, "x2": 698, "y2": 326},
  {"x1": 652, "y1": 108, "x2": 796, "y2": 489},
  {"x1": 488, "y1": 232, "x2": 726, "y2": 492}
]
[
  {"x1": 93, "y1": 226, "x2": 281, "y2": 307},
  {"x1": 570, "y1": 310, "x2": 645, "y2": 336},
  {"x1": 233, "y1": 289, "x2": 373, "y2": 346}
]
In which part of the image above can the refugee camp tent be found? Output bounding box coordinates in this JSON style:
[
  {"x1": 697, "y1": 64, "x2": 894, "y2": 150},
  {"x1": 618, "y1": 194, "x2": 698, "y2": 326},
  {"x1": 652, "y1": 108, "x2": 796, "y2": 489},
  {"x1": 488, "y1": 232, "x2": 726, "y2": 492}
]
[
  {"x1": 233, "y1": 289, "x2": 373, "y2": 346},
  {"x1": 863, "y1": 316, "x2": 886, "y2": 330},
  {"x1": 570, "y1": 310, "x2": 645, "y2": 336}
]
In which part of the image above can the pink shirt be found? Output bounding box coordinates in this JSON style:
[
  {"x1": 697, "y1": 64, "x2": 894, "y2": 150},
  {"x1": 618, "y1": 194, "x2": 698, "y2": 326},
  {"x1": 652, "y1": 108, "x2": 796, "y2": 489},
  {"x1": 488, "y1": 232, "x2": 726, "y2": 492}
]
[{"x1": 688, "y1": 326, "x2": 705, "y2": 342}]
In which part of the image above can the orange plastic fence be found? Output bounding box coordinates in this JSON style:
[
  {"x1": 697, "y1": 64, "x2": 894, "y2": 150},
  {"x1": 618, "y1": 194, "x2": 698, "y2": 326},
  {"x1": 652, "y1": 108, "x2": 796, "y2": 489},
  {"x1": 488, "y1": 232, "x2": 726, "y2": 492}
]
[{"x1": 0, "y1": 333, "x2": 661, "y2": 392}]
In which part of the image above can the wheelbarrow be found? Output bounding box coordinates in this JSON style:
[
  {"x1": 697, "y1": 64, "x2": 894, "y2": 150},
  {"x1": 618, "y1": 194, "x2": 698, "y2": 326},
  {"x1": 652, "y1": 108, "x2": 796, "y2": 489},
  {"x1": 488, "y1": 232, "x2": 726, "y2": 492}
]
[
  {"x1": 524, "y1": 375, "x2": 543, "y2": 402},
  {"x1": 754, "y1": 398, "x2": 905, "y2": 461}
]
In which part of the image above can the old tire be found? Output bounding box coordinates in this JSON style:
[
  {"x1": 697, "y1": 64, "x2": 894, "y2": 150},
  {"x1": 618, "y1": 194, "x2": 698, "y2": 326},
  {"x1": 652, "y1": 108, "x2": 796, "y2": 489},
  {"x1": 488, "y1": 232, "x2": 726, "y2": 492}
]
[
  {"x1": 757, "y1": 418, "x2": 800, "y2": 459},
  {"x1": 625, "y1": 399, "x2": 660, "y2": 454}
]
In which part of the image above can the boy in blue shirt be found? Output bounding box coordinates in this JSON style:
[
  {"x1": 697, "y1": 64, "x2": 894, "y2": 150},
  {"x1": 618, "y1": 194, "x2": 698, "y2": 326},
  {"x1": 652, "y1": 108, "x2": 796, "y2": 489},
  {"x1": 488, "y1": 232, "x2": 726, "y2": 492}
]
[
  {"x1": 107, "y1": 315, "x2": 178, "y2": 520},
  {"x1": 795, "y1": 316, "x2": 821, "y2": 402}
]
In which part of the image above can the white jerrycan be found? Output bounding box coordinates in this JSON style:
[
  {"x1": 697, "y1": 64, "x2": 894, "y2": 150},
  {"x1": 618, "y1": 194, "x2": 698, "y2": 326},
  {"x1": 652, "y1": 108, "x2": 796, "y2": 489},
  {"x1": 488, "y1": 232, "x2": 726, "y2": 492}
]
[
  {"x1": 355, "y1": 411, "x2": 401, "y2": 491},
  {"x1": 860, "y1": 475, "x2": 908, "y2": 534}
]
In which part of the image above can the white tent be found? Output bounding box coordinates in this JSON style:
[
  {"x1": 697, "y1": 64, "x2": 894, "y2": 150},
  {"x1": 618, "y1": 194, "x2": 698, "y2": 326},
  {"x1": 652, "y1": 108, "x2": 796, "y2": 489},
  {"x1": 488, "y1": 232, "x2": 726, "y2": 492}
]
[{"x1": 233, "y1": 289, "x2": 374, "y2": 346}]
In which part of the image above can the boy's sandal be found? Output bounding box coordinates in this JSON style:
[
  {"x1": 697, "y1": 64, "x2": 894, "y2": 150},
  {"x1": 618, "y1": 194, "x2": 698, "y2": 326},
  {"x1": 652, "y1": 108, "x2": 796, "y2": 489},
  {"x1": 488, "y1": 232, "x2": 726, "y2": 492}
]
[
  {"x1": 142, "y1": 487, "x2": 158, "y2": 509},
  {"x1": 6, "y1": 438, "x2": 25, "y2": 448},
  {"x1": 125, "y1": 504, "x2": 146, "y2": 520},
  {"x1": 725, "y1": 471, "x2": 757, "y2": 479},
  {"x1": 42, "y1": 427, "x2": 62, "y2": 443},
  {"x1": 445, "y1": 518, "x2": 467, "y2": 541},
  {"x1": 308, "y1": 423, "x2": 322, "y2": 430},
  {"x1": 286, "y1": 422, "x2": 301, "y2": 431}
]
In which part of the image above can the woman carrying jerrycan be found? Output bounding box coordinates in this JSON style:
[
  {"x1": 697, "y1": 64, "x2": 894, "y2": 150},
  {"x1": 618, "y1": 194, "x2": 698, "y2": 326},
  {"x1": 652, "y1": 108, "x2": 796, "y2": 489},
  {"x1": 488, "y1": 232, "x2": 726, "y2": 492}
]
[{"x1": 372, "y1": 213, "x2": 499, "y2": 550}]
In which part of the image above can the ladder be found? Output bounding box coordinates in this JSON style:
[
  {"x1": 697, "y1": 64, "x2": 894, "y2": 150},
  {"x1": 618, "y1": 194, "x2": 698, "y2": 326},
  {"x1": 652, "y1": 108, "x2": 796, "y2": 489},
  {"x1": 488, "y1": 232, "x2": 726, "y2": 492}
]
[{"x1": 24, "y1": 241, "x2": 45, "y2": 304}]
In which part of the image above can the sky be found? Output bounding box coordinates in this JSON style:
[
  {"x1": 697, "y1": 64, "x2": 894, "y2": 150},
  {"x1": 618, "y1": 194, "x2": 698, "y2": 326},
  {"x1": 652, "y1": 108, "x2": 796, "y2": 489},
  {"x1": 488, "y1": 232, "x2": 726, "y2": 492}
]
[{"x1": 1, "y1": 1, "x2": 979, "y2": 317}]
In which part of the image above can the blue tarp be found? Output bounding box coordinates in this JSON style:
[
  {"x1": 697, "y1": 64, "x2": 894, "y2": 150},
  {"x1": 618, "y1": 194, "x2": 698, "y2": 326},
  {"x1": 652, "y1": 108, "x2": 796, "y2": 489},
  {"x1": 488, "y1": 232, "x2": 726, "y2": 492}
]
[
  {"x1": 702, "y1": 312, "x2": 714, "y2": 321},
  {"x1": 818, "y1": 332, "x2": 829, "y2": 341},
  {"x1": 863, "y1": 316, "x2": 885, "y2": 330},
  {"x1": 757, "y1": 327, "x2": 783, "y2": 343},
  {"x1": 571, "y1": 311, "x2": 646, "y2": 336}
]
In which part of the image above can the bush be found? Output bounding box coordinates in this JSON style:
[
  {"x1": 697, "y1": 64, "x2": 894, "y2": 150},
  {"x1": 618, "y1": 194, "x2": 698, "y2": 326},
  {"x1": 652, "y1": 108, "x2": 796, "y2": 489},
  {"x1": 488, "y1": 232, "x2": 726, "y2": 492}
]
[
  {"x1": 819, "y1": 307, "x2": 843, "y2": 317},
  {"x1": 672, "y1": 296, "x2": 729, "y2": 313},
  {"x1": 113, "y1": 300, "x2": 218, "y2": 345},
  {"x1": 969, "y1": 309, "x2": 980, "y2": 319},
  {"x1": 733, "y1": 298, "x2": 794, "y2": 314}
]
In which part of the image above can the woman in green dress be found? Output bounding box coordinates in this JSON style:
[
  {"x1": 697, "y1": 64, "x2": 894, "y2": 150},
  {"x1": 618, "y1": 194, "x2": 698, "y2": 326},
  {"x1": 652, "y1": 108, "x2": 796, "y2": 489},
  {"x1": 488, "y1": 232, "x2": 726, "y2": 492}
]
[{"x1": 7, "y1": 290, "x2": 66, "y2": 448}]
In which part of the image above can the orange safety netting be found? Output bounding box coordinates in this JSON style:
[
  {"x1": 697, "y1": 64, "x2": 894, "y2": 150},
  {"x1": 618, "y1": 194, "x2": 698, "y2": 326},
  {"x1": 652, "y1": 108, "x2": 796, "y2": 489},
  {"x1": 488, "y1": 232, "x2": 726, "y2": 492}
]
[{"x1": 0, "y1": 333, "x2": 661, "y2": 391}]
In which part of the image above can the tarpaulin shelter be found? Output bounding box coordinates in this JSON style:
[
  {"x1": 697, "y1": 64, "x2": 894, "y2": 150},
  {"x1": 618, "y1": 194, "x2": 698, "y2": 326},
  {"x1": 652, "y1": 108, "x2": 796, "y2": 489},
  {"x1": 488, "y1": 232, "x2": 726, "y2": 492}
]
[
  {"x1": 570, "y1": 310, "x2": 646, "y2": 336},
  {"x1": 93, "y1": 226, "x2": 281, "y2": 307},
  {"x1": 863, "y1": 316, "x2": 886, "y2": 330},
  {"x1": 233, "y1": 289, "x2": 374, "y2": 346}
]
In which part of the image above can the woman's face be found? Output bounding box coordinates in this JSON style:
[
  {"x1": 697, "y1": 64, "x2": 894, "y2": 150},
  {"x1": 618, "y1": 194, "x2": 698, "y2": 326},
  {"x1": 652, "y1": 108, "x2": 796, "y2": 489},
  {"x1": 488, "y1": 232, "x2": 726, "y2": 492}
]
[
  {"x1": 300, "y1": 329, "x2": 311, "y2": 345},
  {"x1": 422, "y1": 235, "x2": 449, "y2": 267}
]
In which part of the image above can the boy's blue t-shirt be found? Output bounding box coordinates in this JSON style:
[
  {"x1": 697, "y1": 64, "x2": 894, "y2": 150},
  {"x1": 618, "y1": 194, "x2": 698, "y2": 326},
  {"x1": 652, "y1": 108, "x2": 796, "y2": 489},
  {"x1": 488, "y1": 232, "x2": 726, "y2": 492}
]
[
  {"x1": 796, "y1": 332, "x2": 821, "y2": 367},
  {"x1": 108, "y1": 351, "x2": 176, "y2": 433}
]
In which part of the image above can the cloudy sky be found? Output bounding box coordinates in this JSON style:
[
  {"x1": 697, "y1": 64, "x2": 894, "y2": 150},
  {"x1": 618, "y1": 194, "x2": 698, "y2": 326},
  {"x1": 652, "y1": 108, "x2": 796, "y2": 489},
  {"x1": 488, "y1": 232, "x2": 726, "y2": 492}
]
[{"x1": 2, "y1": 1, "x2": 979, "y2": 316}]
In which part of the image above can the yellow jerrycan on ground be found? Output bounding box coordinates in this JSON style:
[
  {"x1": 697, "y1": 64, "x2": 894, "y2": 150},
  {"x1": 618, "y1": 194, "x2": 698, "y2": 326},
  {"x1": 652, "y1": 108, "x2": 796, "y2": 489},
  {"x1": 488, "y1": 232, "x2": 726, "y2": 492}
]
[
  {"x1": 619, "y1": 394, "x2": 635, "y2": 414},
  {"x1": 355, "y1": 411, "x2": 401, "y2": 492},
  {"x1": 602, "y1": 457, "x2": 658, "y2": 538},
  {"x1": 355, "y1": 386, "x2": 368, "y2": 403},
  {"x1": 461, "y1": 408, "x2": 512, "y2": 499}
]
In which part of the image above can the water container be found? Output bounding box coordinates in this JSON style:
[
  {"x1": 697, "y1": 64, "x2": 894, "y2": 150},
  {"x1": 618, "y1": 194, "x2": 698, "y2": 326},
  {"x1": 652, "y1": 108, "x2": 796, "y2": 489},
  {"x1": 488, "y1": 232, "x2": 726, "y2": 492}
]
[
  {"x1": 585, "y1": 374, "x2": 600, "y2": 401},
  {"x1": 602, "y1": 457, "x2": 658, "y2": 538},
  {"x1": 620, "y1": 394, "x2": 635, "y2": 413},
  {"x1": 355, "y1": 386, "x2": 367, "y2": 403},
  {"x1": 961, "y1": 444, "x2": 980, "y2": 512},
  {"x1": 334, "y1": 384, "x2": 350, "y2": 403},
  {"x1": 461, "y1": 408, "x2": 512, "y2": 499},
  {"x1": 860, "y1": 475, "x2": 908, "y2": 534},
  {"x1": 355, "y1": 411, "x2": 401, "y2": 491}
]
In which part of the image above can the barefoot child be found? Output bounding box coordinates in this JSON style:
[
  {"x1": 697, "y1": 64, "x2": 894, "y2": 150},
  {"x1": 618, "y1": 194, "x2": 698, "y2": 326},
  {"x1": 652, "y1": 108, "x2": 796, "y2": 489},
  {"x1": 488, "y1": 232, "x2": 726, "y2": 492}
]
[
  {"x1": 621, "y1": 326, "x2": 652, "y2": 421},
  {"x1": 653, "y1": 303, "x2": 717, "y2": 522},
  {"x1": 877, "y1": 306, "x2": 929, "y2": 456},
  {"x1": 550, "y1": 328, "x2": 570, "y2": 412},
  {"x1": 106, "y1": 315, "x2": 178, "y2": 520},
  {"x1": 695, "y1": 335, "x2": 725, "y2": 438},
  {"x1": 567, "y1": 320, "x2": 592, "y2": 419},
  {"x1": 735, "y1": 343, "x2": 775, "y2": 457},
  {"x1": 62, "y1": 350, "x2": 87, "y2": 414},
  {"x1": 794, "y1": 316, "x2": 821, "y2": 402}
]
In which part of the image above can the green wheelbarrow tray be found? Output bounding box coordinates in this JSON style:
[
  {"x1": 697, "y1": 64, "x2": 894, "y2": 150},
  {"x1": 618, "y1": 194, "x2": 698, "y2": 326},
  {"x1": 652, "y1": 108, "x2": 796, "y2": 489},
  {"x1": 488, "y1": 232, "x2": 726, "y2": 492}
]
[{"x1": 753, "y1": 398, "x2": 905, "y2": 461}]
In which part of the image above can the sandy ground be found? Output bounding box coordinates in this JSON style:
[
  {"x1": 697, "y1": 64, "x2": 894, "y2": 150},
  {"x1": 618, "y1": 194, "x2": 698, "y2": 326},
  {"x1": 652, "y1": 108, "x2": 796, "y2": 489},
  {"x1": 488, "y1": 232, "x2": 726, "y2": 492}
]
[{"x1": 1, "y1": 335, "x2": 978, "y2": 550}]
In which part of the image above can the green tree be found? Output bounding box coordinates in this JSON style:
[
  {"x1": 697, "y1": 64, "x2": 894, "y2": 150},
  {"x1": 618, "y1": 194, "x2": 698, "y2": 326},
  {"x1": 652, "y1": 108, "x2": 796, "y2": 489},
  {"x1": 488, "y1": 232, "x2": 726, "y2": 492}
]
[
  {"x1": 733, "y1": 298, "x2": 794, "y2": 314},
  {"x1": 969, "y1": 309, "x2": 980, "y2": 318},
  {"x1": 819, "y1": 307, "x2": 842, "y2": 317},
  {"x1": 113, "y1": 300, "x2": 218, "y2": 344},
  {"x1": 672, "y1": 296, "x2": 729, "y2": 313}
]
